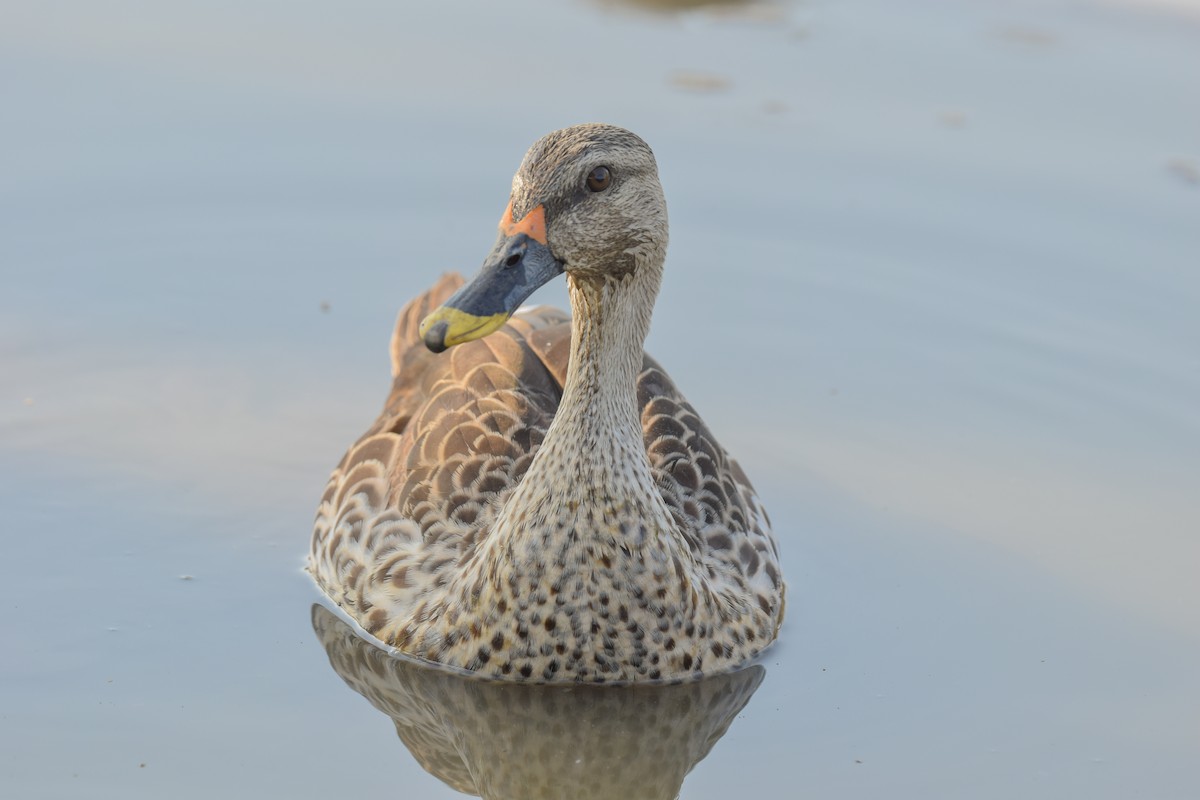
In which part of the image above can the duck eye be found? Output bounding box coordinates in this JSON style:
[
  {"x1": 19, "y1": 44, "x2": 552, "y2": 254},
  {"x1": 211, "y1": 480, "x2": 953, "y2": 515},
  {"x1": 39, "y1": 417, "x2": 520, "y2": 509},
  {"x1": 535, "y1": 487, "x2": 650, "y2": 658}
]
[{"x1": 586, "y1": 166, "x2": 612, "y2": 192}]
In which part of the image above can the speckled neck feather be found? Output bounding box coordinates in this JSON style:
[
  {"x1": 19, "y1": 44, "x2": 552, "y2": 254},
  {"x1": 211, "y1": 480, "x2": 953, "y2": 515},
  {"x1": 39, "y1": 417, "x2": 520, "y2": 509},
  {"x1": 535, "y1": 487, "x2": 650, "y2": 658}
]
[{"x1": 491, "y1": 266, "x2": 676, "y2": 556}]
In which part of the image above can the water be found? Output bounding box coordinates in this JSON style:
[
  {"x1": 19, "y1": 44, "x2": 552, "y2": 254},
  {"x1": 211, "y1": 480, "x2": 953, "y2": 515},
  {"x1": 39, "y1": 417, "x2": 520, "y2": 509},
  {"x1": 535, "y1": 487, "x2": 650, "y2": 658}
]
[{"x1": 2, "y1": 0, "x2": 1198, "y2": 797}]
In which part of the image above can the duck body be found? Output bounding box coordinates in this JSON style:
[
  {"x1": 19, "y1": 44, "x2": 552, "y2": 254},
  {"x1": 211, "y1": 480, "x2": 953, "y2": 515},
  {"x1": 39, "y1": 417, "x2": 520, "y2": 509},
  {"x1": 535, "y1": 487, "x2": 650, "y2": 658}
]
[{"x1": 310, "y1": 124, "x2": 784, "y2": 682}]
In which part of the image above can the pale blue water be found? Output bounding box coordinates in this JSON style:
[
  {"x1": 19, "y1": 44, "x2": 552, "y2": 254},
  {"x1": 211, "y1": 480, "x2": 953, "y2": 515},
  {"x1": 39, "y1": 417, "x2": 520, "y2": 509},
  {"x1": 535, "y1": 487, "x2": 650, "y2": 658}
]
[{"x1": 3, "y1": 1, "x2": 1198, "y2": 798}]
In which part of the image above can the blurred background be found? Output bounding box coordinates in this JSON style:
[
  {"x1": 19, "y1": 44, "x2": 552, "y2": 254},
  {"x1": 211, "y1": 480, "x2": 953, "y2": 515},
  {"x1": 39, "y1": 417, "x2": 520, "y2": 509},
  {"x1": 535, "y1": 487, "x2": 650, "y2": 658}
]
[{"x1": 2, "y1": 0, "x2": 1197, "y2": 798}]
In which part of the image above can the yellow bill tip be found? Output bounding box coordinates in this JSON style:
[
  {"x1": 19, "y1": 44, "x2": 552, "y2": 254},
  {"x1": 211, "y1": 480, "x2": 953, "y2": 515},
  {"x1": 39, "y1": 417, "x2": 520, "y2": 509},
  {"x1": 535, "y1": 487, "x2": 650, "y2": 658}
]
[{"x1": 419, "y1": 305, "x2": 509, "y2": 353}]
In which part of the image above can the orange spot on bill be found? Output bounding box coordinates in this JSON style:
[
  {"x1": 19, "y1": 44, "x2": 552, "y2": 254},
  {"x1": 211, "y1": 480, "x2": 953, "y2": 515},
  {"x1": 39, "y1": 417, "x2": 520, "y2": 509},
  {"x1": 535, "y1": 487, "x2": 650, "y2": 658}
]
[{"x1": 499, "y1": 200, "x2": 547, "y2": 244}]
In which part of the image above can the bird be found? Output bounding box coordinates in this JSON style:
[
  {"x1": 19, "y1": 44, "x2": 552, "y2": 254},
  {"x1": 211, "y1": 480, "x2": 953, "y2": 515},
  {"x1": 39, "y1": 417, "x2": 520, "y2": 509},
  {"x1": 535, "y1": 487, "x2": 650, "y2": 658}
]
[{"x1": 310, "y1": 123, "x2": 785, "y2": 683}]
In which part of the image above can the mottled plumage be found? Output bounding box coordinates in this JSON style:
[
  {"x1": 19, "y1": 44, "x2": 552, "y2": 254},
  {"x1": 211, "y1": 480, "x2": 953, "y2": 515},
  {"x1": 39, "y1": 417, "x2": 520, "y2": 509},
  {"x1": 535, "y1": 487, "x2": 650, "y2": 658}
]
[{"x1": 310, "y1": 123, "x2": 785, "y2": 682}]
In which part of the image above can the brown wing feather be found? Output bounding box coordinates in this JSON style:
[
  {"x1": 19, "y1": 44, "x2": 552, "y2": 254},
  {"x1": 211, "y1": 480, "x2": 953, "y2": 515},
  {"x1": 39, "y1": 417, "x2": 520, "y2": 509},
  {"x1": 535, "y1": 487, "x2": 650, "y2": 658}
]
[
  {"x1": 636, "y1": 362, "x2": 782, "y2": 618},
  {"x1": 312, "y1": 278, "x2": 566, "y2": 627}
]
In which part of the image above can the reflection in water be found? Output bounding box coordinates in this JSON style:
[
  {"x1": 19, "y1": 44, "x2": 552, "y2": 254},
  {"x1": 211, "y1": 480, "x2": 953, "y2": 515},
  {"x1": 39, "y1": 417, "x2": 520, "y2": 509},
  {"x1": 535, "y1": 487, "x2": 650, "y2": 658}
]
[{"x1": 311, "y1": 605, "x2": 765, "y2": 799}]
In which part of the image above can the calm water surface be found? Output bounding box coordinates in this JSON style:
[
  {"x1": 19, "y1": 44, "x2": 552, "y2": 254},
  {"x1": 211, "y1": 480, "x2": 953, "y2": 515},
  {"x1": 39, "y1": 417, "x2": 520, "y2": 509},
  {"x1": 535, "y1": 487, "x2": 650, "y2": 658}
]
[{"x1": 2, "y1": 0, "x2": 1198, "y2": 798}]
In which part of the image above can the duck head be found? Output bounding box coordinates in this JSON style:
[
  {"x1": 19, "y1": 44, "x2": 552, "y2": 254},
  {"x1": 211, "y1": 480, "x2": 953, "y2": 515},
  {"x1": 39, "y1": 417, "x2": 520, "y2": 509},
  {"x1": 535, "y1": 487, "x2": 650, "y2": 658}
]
[{"x1": 419, "y1": 123, "x2": 668, "y2": 353}]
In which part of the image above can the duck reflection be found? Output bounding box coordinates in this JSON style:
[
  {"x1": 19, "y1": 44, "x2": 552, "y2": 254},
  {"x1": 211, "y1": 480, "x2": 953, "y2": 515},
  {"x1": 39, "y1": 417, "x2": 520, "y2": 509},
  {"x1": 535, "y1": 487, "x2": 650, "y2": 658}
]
[{"x1": 311, "y1": 605, "x2": 766, "y2": 799}]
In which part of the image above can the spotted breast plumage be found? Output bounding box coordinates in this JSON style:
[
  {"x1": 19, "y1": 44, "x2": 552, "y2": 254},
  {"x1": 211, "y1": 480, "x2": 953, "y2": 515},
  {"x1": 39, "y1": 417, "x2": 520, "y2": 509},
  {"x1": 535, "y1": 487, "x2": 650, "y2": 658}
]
[{"x1": 310, "y1": 123, "x2": 785, "y2": 683}]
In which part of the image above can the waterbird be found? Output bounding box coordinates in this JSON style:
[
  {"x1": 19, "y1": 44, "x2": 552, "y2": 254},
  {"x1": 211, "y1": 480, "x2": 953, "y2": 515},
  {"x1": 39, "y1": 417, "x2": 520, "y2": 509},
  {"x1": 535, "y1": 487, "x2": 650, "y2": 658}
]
[{"x1": 310, "y1": 123, "x2": 785, "y2": 682}]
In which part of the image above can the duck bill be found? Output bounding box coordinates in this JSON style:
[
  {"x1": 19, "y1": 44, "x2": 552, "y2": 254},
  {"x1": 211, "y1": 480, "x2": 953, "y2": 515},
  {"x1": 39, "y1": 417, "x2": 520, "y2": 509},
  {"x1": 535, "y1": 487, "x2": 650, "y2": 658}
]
[{"x1": 419, "y1": 203, "x2": 563, "y2": 353}]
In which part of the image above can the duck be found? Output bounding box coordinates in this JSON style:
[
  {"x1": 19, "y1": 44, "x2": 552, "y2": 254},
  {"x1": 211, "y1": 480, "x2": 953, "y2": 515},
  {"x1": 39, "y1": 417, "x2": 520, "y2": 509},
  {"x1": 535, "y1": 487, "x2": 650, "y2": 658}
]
[{"x1": 310, "y1": 123, "x2": 784, "y2": 683}]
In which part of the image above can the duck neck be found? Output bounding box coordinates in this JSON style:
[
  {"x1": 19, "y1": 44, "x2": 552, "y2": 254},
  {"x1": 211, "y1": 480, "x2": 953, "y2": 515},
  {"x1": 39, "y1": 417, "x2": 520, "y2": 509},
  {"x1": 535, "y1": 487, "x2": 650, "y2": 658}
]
[
  {"x1": 556, "y1": 269, "x2": 657, "y2": 455},
  {"x1": 496, "y1": 265, "x2": 676, "y2": 551}
]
